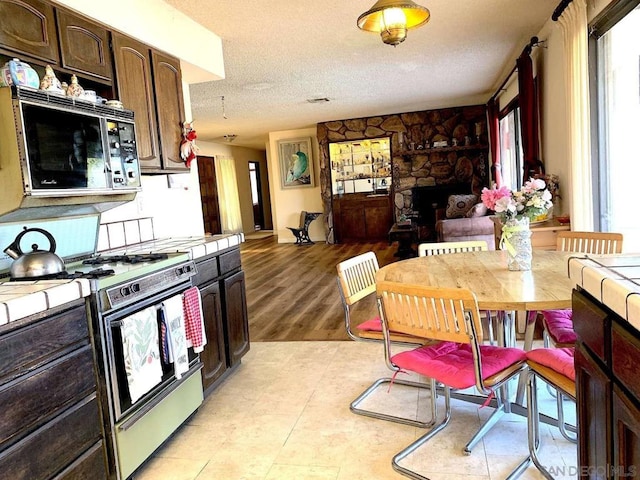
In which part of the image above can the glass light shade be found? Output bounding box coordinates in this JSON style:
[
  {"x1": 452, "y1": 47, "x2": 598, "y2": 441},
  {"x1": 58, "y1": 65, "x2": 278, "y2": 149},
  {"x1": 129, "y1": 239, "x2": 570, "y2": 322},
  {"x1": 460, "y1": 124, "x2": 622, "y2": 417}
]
[
  {"x1": 357, "y1": 0, "x2": 430, "y2": 46},
  {"x1": 379, "y1": 7, "x2": 407, "y2": 45},
  {"x1": 380, "y1": 7, "x2": 406, "y2": 29}
]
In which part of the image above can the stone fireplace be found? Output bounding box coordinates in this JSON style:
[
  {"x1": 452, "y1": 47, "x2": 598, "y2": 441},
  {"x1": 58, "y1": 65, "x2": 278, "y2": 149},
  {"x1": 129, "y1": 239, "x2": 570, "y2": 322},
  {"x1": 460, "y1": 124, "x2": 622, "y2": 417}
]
[{"x1": 317, "y1": 105, "x2": 489, "y2": 243}]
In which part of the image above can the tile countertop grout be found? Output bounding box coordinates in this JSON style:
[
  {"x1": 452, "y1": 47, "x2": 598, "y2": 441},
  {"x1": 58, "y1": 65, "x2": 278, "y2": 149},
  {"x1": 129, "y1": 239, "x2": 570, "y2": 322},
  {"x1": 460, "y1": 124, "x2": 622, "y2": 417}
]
[
  {"x1": 0, "y1": 279, "x2": 91, "y2": 326},
  {"x1": 0, "y1": 233, "x2": 244, "y2": 325},
  {"x1": 103, "y1": 233, "x2": 244, "y2": 260},
  {"x1": 568, "y1": 253, "x2": 640, "y2": 331}
]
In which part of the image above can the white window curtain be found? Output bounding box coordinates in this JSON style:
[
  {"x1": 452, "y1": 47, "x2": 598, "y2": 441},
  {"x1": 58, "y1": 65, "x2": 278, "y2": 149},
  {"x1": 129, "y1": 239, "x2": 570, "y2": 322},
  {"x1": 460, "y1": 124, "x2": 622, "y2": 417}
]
[
  {"x1": 215, "y1": 155, "x2": 243, "y2": 234},
  {"x1": 558, "y1": 0, "x2": 594, "y2": 230}
]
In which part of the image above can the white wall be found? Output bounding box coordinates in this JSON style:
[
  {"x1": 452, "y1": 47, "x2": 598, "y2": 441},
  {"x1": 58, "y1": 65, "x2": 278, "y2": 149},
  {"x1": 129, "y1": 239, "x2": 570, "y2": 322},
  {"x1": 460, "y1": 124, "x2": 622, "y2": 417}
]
[
  {"x1": 267, "y1": 129, "x2": 324, "y2": 243},
  {"x1": 536, "y1": 18, "x2": 571, "y2": 217},
  {"x1": 99, "y1": 171, "x2": 205, "y2": 238}
]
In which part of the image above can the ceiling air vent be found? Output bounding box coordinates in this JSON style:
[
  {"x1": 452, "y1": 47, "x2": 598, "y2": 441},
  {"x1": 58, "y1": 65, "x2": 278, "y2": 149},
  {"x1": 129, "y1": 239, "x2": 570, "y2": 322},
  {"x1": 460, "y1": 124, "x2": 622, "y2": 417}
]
[{"x1": 306, "y1": 97, "x2": 330, "y2": 104}]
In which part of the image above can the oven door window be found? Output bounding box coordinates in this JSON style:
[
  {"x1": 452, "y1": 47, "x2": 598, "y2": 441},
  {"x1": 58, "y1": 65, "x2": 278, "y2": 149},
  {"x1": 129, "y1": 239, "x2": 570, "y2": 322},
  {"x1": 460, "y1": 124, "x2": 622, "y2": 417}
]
[{"x1": 22, "y1": 104, "x2": 107, "y2": 190}]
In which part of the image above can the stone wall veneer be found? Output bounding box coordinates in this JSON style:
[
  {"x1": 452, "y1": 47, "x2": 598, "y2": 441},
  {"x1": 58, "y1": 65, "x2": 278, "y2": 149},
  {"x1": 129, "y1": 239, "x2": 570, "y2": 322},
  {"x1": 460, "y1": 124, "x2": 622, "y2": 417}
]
[{"x1": 317, "y1": 105, "x2": 489, "y2": 244}]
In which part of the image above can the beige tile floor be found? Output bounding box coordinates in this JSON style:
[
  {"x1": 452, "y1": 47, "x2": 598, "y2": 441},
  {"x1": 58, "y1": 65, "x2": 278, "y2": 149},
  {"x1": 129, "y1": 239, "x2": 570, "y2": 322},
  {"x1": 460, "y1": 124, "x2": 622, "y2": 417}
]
[{"x1": 134, "y1": 341, "x2": 577, "y2": 480}]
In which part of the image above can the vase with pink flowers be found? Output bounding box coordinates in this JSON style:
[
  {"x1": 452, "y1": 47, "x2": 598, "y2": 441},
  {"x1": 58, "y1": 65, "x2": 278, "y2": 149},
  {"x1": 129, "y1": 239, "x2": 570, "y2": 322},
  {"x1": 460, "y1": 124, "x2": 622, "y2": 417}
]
[{"x1": 481, "y1": 178, "x2": 553, "y2": 271}]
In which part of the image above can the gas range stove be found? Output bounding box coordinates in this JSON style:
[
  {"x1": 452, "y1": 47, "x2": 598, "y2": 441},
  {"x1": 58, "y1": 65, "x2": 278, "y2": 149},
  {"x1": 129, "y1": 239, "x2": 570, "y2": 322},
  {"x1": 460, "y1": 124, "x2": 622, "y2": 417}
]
[
  {"x1": 70, "y1": 252, "x2": 197, "y2": 311},
  {"x1": 62, "y1": 252, "x2": 193, "y2": 295},
  {"x1": 18, "y1": 253, "x2": 176, "y2": 282}
]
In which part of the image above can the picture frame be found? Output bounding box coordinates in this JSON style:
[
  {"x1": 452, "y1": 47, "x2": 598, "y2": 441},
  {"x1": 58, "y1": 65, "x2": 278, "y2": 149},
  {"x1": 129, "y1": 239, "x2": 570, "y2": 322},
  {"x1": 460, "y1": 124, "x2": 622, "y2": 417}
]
[{"x1": 278, "y1": 137, "x2": 314, "y2": 189}]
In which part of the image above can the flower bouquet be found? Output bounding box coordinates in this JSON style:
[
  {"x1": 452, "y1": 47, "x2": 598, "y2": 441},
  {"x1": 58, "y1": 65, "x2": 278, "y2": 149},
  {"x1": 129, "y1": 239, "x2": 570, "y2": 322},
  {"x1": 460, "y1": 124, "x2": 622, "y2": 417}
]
[{"x1": 481, "y1": 178, "x2": 553, "y2": 270}]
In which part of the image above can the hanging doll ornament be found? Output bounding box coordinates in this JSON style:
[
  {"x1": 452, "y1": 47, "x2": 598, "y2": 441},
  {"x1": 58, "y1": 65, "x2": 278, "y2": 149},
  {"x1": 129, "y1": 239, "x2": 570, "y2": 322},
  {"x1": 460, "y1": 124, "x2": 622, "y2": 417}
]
[{"x1": 180, "y1": 121, "x2": 199, "y2": 168}]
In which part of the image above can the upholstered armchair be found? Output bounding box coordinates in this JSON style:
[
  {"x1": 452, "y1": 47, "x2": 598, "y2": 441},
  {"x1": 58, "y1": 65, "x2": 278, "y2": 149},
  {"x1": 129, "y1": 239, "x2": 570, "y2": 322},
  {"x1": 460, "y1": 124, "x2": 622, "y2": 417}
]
[{"x1": 434, "y1": 194, "x2": 495, "y2": 249}]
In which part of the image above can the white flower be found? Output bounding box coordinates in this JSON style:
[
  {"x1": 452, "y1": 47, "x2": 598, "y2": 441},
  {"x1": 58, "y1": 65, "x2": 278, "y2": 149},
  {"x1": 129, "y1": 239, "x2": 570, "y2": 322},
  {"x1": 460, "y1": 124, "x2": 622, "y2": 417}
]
[{"x1": 494, "y1": 196, "x2": 516, "y2": 214}]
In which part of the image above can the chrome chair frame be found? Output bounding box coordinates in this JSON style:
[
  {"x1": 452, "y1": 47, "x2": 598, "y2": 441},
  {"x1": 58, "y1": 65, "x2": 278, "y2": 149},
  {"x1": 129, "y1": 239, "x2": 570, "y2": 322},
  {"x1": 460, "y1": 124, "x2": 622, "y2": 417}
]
[
  {"x1": 506, "y1": 363, "x2": 577, "y2": 480},
  {"x1": 336, "y1": 252, "x2": 435, "y2": 429},
  {"x1": 376, "y1": 281, "x2": 526, "y2": 479}
]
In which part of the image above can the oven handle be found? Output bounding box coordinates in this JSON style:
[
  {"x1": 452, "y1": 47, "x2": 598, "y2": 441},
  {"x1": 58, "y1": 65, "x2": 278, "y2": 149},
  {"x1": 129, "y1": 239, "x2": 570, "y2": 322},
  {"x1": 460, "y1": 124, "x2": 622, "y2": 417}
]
[
  {"x1": 117, "y1": 361, "x2": 203, "y2": 432},
  {"x1": 110, "y1": 303, "x2": 163, "y2": 328}
]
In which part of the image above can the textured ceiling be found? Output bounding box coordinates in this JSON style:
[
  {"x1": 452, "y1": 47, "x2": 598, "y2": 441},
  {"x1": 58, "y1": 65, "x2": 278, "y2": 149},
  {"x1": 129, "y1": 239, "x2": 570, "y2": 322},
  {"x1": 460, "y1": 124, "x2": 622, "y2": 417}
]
[{"x1": 163, "y1": 0, "x2": 558, "y2": 150}]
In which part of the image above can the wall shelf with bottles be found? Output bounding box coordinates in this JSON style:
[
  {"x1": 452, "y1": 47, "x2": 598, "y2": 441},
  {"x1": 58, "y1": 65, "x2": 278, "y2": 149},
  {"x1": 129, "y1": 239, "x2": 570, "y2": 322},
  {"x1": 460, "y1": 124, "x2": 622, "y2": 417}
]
[{"x1": 329, "y1": 137, "x2": 391, "y2": 195}]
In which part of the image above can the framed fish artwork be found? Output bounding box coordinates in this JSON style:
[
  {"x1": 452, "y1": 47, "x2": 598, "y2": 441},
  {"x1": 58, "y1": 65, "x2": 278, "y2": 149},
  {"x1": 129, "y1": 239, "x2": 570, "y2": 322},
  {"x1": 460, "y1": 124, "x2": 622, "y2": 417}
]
[{"x1": 278, "y1": 137, "x2": 315, "y2": 188}]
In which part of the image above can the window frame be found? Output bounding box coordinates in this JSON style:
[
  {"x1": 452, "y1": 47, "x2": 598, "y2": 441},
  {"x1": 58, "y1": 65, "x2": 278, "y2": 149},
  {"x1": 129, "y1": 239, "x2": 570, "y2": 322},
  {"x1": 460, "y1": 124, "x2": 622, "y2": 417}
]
[
  {"x1": 498, "y1": 97, "x2": 525, "y2": 190},
  {"x1": 589, "y1": 0, "x2": 640, "y2": 230}
]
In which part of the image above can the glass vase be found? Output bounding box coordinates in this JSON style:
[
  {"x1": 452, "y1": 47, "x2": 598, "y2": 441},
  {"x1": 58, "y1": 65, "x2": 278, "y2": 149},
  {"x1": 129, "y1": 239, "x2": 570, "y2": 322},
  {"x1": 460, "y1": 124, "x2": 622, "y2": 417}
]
[{"x1": 501, "y1": 217, "x2": 532, "y2": 271}]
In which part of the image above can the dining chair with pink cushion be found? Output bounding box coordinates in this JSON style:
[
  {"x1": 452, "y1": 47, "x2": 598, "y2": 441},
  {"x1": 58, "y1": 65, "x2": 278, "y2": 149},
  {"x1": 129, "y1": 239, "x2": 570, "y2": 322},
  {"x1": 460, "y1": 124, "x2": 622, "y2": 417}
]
[
  {"x1": 542, "y1": 231, "x2": 623, "y2": 349},
  {"x1": 418, "y1": 240, "x2": 498, "y2": 345},
  {"x1": 336, "y1": 252, "x2": 433, "y2": 428},
  {"x1": 417, "y1": 240, "x2": 488, "y2": 256},
  {"x1": 376, "y1": 280, "x2": 527, "y2": 479},
  {"x1": 506, "y1": 347, "x2": 577, "y2": 480}
]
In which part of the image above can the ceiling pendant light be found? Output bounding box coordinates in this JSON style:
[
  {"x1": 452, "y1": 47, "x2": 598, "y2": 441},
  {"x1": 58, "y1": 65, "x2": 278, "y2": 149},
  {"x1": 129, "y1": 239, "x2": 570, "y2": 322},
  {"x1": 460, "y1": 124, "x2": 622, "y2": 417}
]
[{"x1": 357, "y1": 0, "x2": 430, "y2": 46}]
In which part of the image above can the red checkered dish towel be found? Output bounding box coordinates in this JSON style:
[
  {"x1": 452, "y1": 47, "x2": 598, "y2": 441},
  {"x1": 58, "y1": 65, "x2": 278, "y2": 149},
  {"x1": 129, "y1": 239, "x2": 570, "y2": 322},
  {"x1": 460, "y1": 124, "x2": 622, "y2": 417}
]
[{"x1": 182, "y1": 286, "x2": 207, "y2": 353}]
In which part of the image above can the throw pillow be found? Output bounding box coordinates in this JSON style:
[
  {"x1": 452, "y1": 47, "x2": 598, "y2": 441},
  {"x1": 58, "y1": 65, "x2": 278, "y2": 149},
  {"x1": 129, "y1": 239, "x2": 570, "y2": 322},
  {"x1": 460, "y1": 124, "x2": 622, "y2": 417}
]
[
  {"x1": 466, "y1": 202, "x2": 489, "y2": 218},
  {"x1": 446, "y1": 194, "x2": 478, "y2": 219}
]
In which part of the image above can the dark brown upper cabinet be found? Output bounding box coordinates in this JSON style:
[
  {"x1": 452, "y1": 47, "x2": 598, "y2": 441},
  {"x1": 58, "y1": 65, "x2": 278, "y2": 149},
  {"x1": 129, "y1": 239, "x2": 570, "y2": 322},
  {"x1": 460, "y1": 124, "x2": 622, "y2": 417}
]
[
  {"x1": 56, "y1": 9, "x2": 112, "y2": 82},
  {"x1": 152, "y1": 50, "x2": 186, "y2": 170},
  {"x1": 112, "y1": 32, "x2": 161, "y2": 170},
  {"x1": 0, "y1": 0, "x2": 59, "y2": 64},
  {"x1": 113, "y1": 32, "x2": 187, "y2": 173}
]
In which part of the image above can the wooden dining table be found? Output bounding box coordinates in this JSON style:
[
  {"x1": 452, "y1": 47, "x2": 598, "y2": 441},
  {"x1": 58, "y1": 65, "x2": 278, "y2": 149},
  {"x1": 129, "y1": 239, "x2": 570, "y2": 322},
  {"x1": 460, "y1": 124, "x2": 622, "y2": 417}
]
[
  {"x1": 376, "y1": 249, "x2": 579, "y2": 407},
  {"x1": 376, "y1": 249, "x2": 577, "y2": 347}
]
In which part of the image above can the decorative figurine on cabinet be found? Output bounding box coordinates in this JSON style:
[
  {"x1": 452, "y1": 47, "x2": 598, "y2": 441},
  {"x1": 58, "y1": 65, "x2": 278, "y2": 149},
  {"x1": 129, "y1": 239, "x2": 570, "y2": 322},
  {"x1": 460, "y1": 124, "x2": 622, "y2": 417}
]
[
  {"x1": 39, "y1": 65, "x2": 63, "y2": 93},
  {"x1": 66, "y1": 74, "x2": 84, "y2": 97}
]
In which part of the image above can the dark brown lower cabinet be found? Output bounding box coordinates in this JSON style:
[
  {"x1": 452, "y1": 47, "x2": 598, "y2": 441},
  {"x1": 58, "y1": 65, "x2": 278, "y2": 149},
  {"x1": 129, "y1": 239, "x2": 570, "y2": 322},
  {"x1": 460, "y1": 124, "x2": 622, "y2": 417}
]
[
  {"x1": 332, "y1": 193, "x2": 392, "y2": 242},
  {"x1": 195, "y1": 246, "x2": 250, "y2": 395},
  {"x1": 613, "y1": 385, "x2": 640, "y2": 478},
  {"x1": 573, "y1": 288, "x2": 640, "y2": 480},
  {"x1": 0, "y1": 301, "x2": 107, "y2": 480},
  {"x1": 199, "y1": 280, "x2": 227, "y2": 390},
  {"x1": 222, "y1": 270, "x2": 250, "y2": 367},
  {"x1": 575, "y1": 343, "x2": 611, "y2": 477}
]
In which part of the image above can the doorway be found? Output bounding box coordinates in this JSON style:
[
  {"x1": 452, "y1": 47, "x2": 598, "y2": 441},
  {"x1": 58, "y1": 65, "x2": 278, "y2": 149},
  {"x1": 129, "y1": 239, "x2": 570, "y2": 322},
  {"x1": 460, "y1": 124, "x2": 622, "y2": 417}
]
[{"x1": 249, "y1": 161, "x2": 264, "y2": 230}]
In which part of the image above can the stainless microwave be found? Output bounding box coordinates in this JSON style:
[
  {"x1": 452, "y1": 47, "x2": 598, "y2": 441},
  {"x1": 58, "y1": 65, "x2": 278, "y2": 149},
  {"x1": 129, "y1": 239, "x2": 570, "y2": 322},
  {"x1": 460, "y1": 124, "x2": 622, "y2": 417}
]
[{"x1": 0, "y1": 86, "x2": 142, "y2": 221}]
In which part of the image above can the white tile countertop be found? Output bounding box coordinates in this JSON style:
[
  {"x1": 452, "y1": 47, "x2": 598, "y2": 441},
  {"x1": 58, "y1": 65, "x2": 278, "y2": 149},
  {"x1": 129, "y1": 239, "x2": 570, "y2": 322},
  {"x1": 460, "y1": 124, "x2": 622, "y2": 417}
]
[
  {"x1": 0, "y1": 279, "x2": 90, "y2": 326},
  {"x1": 568, "y1": 254, "x2": 640, "y2": 331},
  {"x1": 0, "y1": 233, "x2": 243, "y2": 325},
  {"x1": 110, "y1": 233, "x2": 244, "y2": 260}
]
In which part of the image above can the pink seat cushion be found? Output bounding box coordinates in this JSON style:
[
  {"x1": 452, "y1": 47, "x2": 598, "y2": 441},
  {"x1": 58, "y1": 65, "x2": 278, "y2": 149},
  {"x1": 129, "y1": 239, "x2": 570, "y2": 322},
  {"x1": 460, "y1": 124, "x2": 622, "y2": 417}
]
[
  {"x1": 357, "y1": 317, "x2": 382, "y2": 331},
  {"x1": 391, "y1": 342, "x2": 526, "y2": 390},
  {"x1": 357, "y1": 317, "x2": 412, "y2": 336},
  {"x1": 543, "y1": 309, "x2": 577, "y2": 345},
  {"x1": 526, "y1": 347, "x2": 575, "y2": 381}
]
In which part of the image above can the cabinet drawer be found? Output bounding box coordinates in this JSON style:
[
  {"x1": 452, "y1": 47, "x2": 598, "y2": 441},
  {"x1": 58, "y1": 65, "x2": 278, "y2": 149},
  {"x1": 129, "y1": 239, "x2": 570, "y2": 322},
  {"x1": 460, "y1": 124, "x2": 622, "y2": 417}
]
[
  {"x1": 193, "y1": 256, "x2": 220, "y2": 286},
  {"x1": 0, "y1": 345, "x2": 96, "y2": 449},
  {"x1": 612, "y1": 321, "x2": 640, "y2": 403},
  {"x1": 53, "y1": 441, "x2": 107, "y2": 480},
  {"x1": 572, "y1": 289, "x2": 610, "y2": 365},
  {"x1": 219, "y1": 248, "x2": 241, "y2": 276},
  {"x1": 0, "y1": 304, "x2": 89, "y2": 384},
  {"x1": 0, "y1": 394, "x2": 101, "y2": 480}
]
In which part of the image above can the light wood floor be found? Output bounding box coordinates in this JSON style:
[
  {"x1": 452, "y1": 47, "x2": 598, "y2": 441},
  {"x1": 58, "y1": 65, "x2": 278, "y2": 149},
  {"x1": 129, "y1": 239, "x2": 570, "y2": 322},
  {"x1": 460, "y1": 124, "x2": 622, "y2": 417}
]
[{"x1": 240, "y1": 236, "x2": 400, "y2": 341}]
